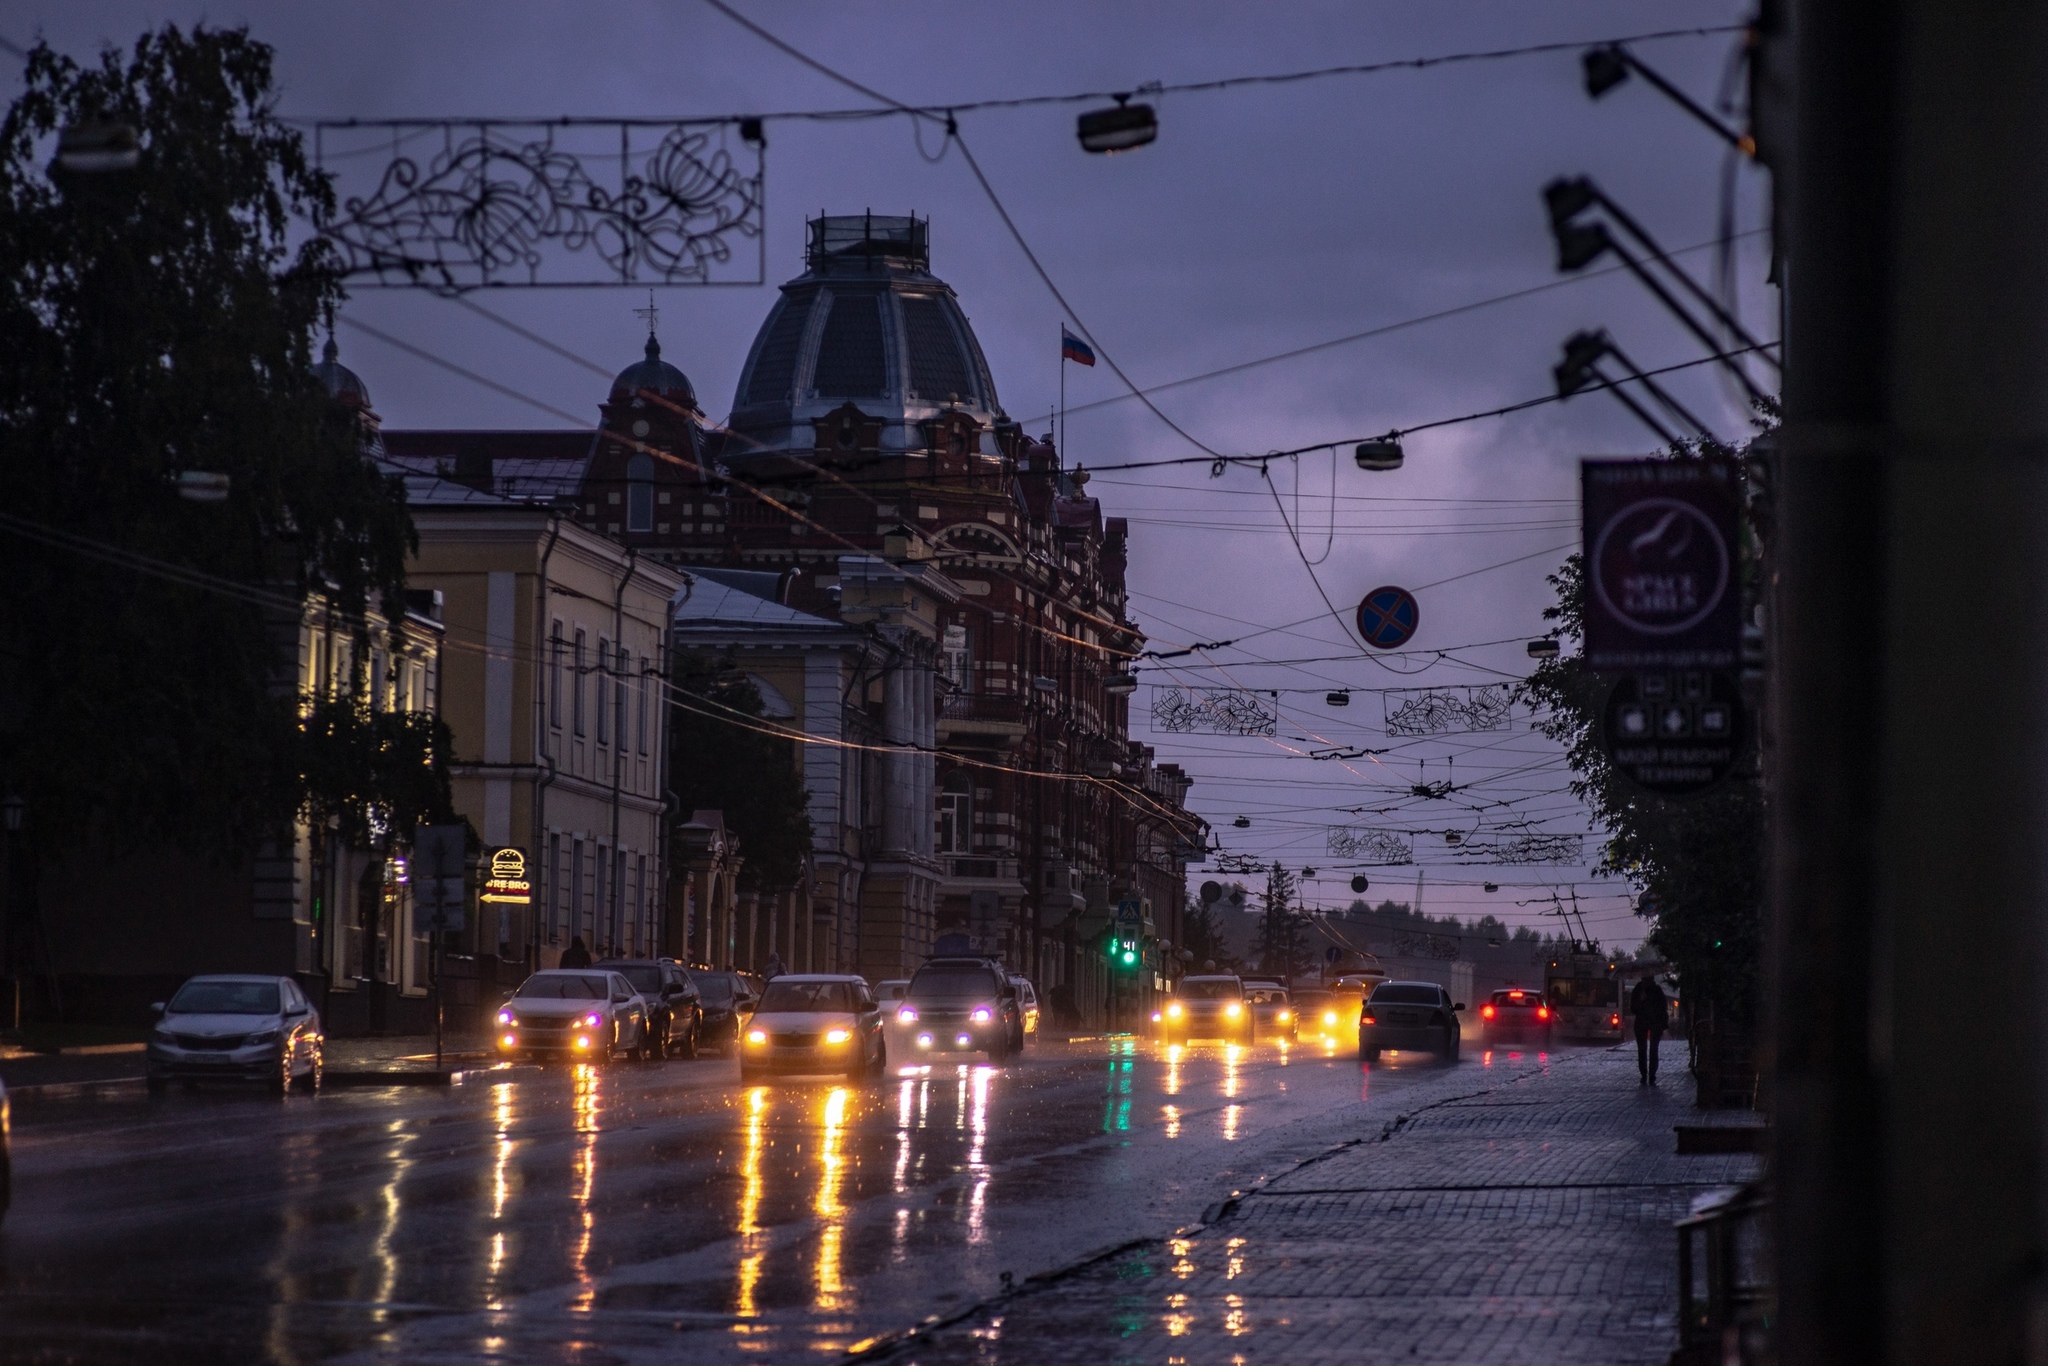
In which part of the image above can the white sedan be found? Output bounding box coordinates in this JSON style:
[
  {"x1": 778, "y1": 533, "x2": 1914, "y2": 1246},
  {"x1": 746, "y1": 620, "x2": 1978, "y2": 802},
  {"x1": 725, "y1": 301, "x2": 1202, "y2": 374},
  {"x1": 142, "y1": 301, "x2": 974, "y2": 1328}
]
[
  {"x1": 496, "y1": 970, "x2": 651, "y2": 1063},
  {"x1": 739, "y1": 975, "x2": 886, "y2": 1081},
  {"x1": 145, "y1": 974, "x2": 324, "y2": 1094}
]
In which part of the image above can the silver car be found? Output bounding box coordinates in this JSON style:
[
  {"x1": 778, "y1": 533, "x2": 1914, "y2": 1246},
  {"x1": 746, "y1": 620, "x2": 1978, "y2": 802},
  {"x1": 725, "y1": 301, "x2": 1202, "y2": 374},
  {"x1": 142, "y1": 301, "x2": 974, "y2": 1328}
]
[
  {"x1": 146, "y1": 974, "x2": 324, "y2": 1094},
  {"x1": 495, "y1": 969, "x2": 650, "y2": 1063},
  {"x1": 739, "y1": 974, "x2": 886, "y2": 1081}
]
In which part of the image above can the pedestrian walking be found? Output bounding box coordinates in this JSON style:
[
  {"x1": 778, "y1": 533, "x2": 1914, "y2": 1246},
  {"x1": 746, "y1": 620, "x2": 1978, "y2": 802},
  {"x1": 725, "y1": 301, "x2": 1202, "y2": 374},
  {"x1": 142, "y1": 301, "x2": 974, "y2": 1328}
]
[
  {"x1": 1629, "y1": 974, "x2": 1669, "y2": 1086},
  {"x1": 560, "y1": 935, "x2": 592, "y2": 968},
  {"x1": 763, "y1": 952, "x2": 786, "y2": 980}
]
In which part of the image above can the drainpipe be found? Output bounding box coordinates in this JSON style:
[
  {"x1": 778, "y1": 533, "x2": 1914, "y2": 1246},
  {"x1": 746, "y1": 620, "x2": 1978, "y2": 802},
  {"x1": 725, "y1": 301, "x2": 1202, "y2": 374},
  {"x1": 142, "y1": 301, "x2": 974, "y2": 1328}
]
[{"x1": 529, "y1": 515, "x2": 563, "y2": 974}]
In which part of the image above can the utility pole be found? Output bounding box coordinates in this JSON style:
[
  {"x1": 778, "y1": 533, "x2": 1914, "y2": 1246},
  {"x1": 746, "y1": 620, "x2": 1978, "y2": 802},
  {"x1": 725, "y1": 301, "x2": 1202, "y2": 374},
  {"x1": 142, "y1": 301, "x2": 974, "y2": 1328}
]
[{"x1": 1769, "y1": 1, "x2": 2048, "y2": 1357}]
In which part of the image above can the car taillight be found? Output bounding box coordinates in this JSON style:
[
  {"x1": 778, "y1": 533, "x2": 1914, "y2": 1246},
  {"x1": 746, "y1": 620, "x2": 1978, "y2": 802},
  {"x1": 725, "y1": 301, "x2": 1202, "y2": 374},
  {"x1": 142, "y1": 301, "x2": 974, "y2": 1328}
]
[
  {"x1": 1481, "y1": 1005, "x2": 1495, "y2": 1019},
  {"x1": 1609, "y1": 1013, "x2": 1621, "y2": 1026},
  {"x1": 1536, "y1": 1006, "x2": 1550, "y2": 1020},
  {"x1": 1361, "y1": 1013, "x2": 1376, "y2": 1026}
]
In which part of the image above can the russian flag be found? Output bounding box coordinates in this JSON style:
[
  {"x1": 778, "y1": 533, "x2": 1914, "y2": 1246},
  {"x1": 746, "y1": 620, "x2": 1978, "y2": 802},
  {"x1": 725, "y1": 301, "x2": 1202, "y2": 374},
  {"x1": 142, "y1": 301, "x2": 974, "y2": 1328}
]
[{"x1": 1061, "y1": 326, "x2": 1096, "y2": 367}]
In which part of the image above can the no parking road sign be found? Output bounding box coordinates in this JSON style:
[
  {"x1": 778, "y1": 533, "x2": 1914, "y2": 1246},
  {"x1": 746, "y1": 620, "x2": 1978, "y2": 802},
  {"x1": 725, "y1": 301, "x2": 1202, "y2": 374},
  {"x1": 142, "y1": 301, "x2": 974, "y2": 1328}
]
[
  {"x1": 1356, "y1": 585, "x2": 1420, "y2": 650},
  {"x1": 1581, "y1": 459, "x2": 1740, "y2": 672}
]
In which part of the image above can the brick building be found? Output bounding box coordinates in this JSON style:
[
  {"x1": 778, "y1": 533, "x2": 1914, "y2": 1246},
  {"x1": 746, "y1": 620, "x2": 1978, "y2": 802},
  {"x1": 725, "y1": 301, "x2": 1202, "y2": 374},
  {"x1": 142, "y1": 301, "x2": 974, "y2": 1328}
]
[{"x1": 576, "y1": 213, "x2": 1205, "y2": 1014}]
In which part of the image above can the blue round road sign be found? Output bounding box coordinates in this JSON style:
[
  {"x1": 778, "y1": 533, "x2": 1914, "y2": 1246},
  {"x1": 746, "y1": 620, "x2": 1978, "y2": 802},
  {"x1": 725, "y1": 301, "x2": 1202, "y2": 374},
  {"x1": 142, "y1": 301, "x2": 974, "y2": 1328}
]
[{"x1": 1356, "y1": 586, "x2": 1420, "y2": 650}]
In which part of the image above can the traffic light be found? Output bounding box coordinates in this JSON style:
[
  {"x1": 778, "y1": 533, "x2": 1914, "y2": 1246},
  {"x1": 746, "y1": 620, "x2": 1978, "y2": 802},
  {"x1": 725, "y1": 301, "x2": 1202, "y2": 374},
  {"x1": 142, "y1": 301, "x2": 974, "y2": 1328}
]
[{"x1": 1111, "y1": 937, "x2": 1140, "y2": 969}]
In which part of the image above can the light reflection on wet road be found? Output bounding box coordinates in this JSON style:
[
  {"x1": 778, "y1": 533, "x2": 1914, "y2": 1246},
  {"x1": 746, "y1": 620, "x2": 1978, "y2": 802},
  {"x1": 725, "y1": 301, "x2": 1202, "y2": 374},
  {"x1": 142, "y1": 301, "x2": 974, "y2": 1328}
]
[{"x1": 0, "y1": 1033, "x2": 1530, "y2": 1363}]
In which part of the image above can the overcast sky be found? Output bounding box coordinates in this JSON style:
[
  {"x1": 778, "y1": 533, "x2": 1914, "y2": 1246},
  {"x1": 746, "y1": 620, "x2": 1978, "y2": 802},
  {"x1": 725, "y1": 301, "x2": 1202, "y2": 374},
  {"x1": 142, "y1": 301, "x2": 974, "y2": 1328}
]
[{"x1": 10, "y1": 1, "x2": 1771, "y2": 950}]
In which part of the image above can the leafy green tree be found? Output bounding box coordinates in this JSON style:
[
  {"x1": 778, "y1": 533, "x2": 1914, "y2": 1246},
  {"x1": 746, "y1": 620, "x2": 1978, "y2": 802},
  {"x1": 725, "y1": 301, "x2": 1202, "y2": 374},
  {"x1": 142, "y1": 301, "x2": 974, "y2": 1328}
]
[
  {"x1": 0, "y1": 26, "x2": 443, "y2": 860},
  {"x1": 1519, "y1": 452, "x2": 1767, "y2": 1022},
  {"x1": 669, "y1": 650, "x2": 813, "y2": 892}
]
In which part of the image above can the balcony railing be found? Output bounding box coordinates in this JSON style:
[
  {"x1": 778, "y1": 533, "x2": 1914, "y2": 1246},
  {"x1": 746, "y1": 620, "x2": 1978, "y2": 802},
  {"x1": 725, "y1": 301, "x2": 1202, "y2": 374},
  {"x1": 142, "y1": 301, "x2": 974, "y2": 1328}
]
[{"x1": 940, "y1": 694, "x2": 1028, "y2": 724}]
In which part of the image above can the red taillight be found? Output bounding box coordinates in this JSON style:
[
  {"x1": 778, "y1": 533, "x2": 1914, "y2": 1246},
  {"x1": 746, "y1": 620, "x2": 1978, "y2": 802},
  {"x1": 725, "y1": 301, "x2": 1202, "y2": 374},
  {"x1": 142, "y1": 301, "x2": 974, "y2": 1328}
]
[
  {"x1": 1536, "y1": 1006, "x2": 1550, "y2": 1020},
  {"x1": 1481, "y1": 1005, "x2": 1495, "y2": 1019},
  {"x1": 1609, "y1": 1014, "x2": 1621, "y2": 1027},
  {"x1": 1360, "y1": 1013, "x2": 1376, "y2": 1026}
]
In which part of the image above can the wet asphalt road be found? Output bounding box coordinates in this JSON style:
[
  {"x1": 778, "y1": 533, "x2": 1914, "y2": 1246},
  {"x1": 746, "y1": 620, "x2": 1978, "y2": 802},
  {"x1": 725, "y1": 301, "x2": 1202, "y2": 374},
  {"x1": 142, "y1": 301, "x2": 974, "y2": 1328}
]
[{"x1": 0, "y1": 1029, "x2": 1505, "y2": 1364}]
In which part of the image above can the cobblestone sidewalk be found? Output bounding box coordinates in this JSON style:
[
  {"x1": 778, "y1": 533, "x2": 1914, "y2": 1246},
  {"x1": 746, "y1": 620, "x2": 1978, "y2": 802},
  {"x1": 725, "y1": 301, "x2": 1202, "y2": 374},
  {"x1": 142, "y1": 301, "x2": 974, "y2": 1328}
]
[{"x1": 875, "y1": 1045, "x2": 1761, "y2": 1365}]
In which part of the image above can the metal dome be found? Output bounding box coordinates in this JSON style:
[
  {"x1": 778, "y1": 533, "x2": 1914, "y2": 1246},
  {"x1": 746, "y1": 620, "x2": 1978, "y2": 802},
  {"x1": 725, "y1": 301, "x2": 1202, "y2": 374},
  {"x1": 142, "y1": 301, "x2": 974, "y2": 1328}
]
[
  {"x1": 727, "y1": 214, "x2": 1002, "y2": 454},
  {"x1": 611, "y1": 334, "x2": 699, "y2": 411},
  {"x1": 314, "y1": 336, "x2": 371, "y2": 409}
]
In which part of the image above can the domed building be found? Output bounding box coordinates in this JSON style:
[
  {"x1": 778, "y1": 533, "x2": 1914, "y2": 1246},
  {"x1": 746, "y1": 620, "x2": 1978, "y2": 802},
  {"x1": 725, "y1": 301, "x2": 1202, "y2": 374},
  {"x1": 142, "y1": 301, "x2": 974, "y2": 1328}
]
[{"x1": 726, "y1": 213, "x2": 1003, "y2": 457}]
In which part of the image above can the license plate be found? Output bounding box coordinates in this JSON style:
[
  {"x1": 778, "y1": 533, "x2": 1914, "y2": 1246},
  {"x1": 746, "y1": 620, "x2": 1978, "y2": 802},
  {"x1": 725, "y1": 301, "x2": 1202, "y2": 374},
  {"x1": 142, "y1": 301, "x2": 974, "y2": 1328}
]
[{"x1": 191, "y1": 1053, "x2": 237, "y2": 1065}]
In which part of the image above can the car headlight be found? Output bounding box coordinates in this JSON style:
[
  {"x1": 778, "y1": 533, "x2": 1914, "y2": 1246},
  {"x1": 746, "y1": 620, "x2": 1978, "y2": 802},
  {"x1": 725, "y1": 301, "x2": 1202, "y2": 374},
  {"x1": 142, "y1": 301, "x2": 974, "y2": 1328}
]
[
  {"x1": 246, "y1": 1030, "x2": 280, "y2": 1047},
  {"x1": 897, "y1": 1006, "x2": 918, "y2": 1024},
  {"x1": 1151, "y1": 1011, "x2": 1162, "y2": 1022},
  {"x1": 971, "y1": 1007, "x2": 992, "y2": 1023},
  {"x1": 500, "y1": 1033, "x2": 518, "y2": 1048},
  {"x1": 824, "y1": 1028, "x2": 852, "y2": 1045},
  {"x1": 1224, "y1": 1003, "x2": 1242, "y2": 1018},
  {"x1": 1277, "y1": 1010, "x2": 1290, "y2": 1021},
  {"x1": 747, "y1": 1028, "x2": 768, "y2": 1045},
  {"x1": 497, "y1": 1009, "x2": 514, "y2": 1026},
  {"x1": 1166, "y1": 1003, "x2": 1183, "y2": 1018},
  {"x1": 152, "y1": 1027, "x2": 176, "y2": 1044},
  {"x1": 585, "y1": 1012, "x2": 603, "y2": 1027},
  {"x1": 1323, "y1": 1011, "x2": 1337, "y2": 1026},
  {"x1": 574, "y1": 1036, "x2": 592, "y2": 1049}
]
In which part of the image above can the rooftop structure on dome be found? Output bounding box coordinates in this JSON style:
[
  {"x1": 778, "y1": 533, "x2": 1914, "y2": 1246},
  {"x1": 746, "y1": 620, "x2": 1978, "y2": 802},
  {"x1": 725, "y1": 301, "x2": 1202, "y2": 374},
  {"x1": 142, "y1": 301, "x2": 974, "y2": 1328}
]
[
  {"x1": 727, "y1": 213, "x2": 1002, "y2": 455},
  {"x1": 314, "y1": 336, "x2": 371, "y2": 409},
  {"x1": 611, "y1": 333, "x2": 699, "y2": 413}
]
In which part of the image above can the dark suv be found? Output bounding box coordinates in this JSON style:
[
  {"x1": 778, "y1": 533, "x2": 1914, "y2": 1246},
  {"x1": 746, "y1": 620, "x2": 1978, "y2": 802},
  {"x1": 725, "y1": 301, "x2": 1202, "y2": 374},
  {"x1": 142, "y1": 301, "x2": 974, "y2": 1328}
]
[
  {"x1": 897, "y1": 958, "x2": 1022, "y2": 1060},
  {"x1": 596, "y1": 958, "x2": 703, "y2": 1059},
  {"x1": 1359, "y1": 980, "x2": 1463, "y2": 1064}
]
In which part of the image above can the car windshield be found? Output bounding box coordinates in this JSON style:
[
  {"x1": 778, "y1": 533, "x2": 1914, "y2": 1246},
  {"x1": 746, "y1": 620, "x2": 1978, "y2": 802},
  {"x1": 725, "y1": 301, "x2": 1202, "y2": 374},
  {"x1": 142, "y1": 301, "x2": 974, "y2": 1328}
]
[
  {"x1": 1179, "y1": 979, "x2": 1242, "y2": 1000},
  {"x1": 878, "y1": 982, "x2": 908, "y2": 1000},
  {"x1": 1370, "y1": 984, "x2": 1443, "y2": 1005},
  {"x1": 758, "y1": 980, "x2": 856, "y2": 1013},
  {"x1": 1548, "y1": 978, "x2": 1619, "y2": 1007},
  {"x1": 909, "y1": 966, "x2": 1000, "y2": 1000},
  {"x1": 169, "y1": 981, "x2": 279, "y2": 1015},
  {"x1": 1293, "y1": 991, "x2": 1330, "y2": 1009},
  {"x1": 692, "y1": 973, "x2": 734, "y2": 1003},
  {"x1": 1493, "y1": 990, "x2": 1538, "y2": 1006},
  {"x1": 1247, "y1": 988, "x2": 1288, "y2": 1004},
  {"x1": 606, "y1": 965, "x2": 662, "y2": 994},
  {"x1": 516, "y1": 974, "x2": 609, "y2": 1000}
]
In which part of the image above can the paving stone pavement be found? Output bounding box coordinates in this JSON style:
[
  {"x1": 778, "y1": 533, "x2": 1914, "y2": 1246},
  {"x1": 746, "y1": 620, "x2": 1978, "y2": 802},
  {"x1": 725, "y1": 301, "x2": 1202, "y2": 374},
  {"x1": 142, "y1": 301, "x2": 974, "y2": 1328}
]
[{"x1": 876, "y1": 1044, "x2": 1762, "y2": 1365}]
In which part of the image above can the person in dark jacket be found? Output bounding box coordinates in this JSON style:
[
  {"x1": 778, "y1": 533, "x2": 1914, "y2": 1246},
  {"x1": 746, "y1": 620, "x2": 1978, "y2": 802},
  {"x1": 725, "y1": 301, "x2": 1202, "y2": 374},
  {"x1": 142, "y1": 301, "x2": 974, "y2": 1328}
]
[
  {"x1": 559, "y1": 935, "x2": 592, "y2": 969},
  {"x1": 1630, "y1": 975, "x2": 1669, "y2": 1085}
]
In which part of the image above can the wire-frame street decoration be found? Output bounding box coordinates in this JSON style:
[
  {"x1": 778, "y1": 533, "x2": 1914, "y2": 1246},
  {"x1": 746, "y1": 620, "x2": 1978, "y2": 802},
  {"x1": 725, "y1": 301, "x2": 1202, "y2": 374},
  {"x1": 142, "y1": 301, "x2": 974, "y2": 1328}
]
[
  {"x1": 1211, "y1": 852, "x2": 1265, "y2": 875},
  {"x1": 1391, "y1": 929, "x2": 1463, "y2": 960},
  {"x1": 1151, "y1": 687, "x2": 1278, "y2": 737},
  {"x1": 1382, "y1": 684, "x2": 1515, "y2": 737},
  {"x1": 1457, "y1": 833, "x2": 1584, "y2": 865},
  {"x1": 312, "y1": 120, "x2": 766, "y2": 290},
  {"x1": 1326, "y1": 827, "x2": 1414, "y2": 865}
]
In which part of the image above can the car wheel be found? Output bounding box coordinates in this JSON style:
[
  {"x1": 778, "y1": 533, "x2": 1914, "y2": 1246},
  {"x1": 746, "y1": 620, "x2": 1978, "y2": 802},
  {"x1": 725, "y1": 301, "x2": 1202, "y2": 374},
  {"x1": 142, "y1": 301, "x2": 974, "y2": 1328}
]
[
  {"x1": 679, "y1": 1021, "x2": 699, "y2": 1060},
  {"x1": 1360, "y1": 1036, "x2": 1379, "y2": 1062},
  {"x1": 873, "y1": 1036, "x2": 888, "y2": 1076},
  {"x1": 296, "y1": 1044, "x2": 324, "y2": 1092},
  {"x1": 987, "y1": 1030, "x2": 1010, "y2": 1064}
]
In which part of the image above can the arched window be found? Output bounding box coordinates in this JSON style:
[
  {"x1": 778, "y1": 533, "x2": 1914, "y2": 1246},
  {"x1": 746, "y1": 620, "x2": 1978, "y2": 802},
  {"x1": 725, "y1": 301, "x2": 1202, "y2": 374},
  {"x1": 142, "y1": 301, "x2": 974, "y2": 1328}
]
[{"x1": 626, "y1": 453, "x2": 654, "y2": 532}]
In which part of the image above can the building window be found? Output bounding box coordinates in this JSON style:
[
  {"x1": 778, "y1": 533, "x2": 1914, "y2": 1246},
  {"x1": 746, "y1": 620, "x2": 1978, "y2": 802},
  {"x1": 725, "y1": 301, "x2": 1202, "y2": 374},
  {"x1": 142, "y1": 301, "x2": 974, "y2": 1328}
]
[
  {"x1": 615, "y1": 644, "x2": 630, "y2": 752},
  {"x1": 550, "y1": 621, "x2": 565, "y2": 730},
  {"x1": 571, "y1": 839, "x2": 586, "y2": 944},
  {"x1": 596, "y1": 636, "x2": 611, "y2": 745},
  {"x1": 941, "y1": 623, "x2": 971, "y2": 692},
  {"x1": 636, "y1": 660, "x2": 649, "y2": 755},
  {"x1": 937, "y1": 775, "x2": 971, "y2": 854},
  {"x1": 549, "y1": 833, "x2": 565, "y2": 943},
  {"x1": 627, "y1": 453, "x2": 654, "y2": 533},
  {"x1": 573, "y1": 629, "x2": 588, "y2": 736}
]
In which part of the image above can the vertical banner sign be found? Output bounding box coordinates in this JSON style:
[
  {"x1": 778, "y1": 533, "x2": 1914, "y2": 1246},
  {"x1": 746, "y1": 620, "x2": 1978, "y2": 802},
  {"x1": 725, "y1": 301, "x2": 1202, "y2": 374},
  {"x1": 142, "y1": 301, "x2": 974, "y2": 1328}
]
[
  {"x1": 1581, "y1": 459, "x2": 1745, "y2": 795},
  {"x1": 1580, "y1": 459, "x2": 1741, "y2": 671}
]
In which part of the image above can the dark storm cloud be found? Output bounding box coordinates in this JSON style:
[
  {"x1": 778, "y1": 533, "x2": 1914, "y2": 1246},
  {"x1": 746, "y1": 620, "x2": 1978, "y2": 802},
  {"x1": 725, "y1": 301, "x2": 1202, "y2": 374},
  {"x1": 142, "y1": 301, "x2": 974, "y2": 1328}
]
[{"x1": 10, "y1": 0, "x2": 1765, "y2": 942}]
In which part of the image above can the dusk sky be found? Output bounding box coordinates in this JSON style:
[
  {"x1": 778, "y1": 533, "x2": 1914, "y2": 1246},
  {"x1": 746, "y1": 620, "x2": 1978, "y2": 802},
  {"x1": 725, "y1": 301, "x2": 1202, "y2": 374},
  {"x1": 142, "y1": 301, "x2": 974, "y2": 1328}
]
[{"x1": 9, "y1": 1, "x2": 1771, "y2": 948}]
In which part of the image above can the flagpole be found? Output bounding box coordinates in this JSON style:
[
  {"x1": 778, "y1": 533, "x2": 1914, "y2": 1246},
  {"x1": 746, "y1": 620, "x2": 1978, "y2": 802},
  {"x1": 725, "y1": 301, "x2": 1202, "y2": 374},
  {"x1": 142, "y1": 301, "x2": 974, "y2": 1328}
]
[{"x1": 1058, "y1": 326, "x2": 1067, "y2": 461}]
